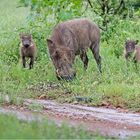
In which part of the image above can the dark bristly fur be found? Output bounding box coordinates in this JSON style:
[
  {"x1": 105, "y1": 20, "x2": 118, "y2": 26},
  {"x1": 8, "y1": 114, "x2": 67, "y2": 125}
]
[
  {"x1": 20, "y1": 34, "x2": 37, "y2": 69},
  {"x1": 47, "y1": 18, "x2": 101, "y2": 81}
]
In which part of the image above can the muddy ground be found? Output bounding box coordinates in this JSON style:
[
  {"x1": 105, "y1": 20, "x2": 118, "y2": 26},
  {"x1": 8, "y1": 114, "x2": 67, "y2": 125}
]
[{"x1": 1, "y1": 98, "x2": 140, "y2": 139}]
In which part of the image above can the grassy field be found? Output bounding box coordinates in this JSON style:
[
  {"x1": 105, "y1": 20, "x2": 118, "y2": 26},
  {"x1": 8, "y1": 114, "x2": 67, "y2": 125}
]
[{"x1": 0, "y1": 0, "x2": 140, "y2": 112}]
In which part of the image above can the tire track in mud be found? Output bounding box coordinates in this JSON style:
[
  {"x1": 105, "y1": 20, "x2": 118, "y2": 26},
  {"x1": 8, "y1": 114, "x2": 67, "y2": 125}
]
[{"x1": 1, "y1": 99, "x2": 140, "y2": 139}]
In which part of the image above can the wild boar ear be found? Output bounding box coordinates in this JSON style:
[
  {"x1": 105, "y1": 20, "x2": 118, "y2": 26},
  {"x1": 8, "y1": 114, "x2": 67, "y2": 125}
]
[
  {"x1": 135, "y1": 40, "x2": 139, "y2": 44},
  {"x1": 47, "y1": 39, "x2": 55, "y2": 53}
]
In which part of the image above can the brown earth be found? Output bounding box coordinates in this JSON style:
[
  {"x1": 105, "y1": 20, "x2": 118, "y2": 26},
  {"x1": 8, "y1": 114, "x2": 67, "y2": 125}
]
[{"x1": 1, "y1": 99, "x2": 140, "y2": 139}]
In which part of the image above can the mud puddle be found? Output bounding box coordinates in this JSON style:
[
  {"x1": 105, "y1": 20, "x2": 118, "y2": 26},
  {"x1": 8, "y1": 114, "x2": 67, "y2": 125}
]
[{"x1": 1, "y1": 99, "x2": 140, "y2": 139}]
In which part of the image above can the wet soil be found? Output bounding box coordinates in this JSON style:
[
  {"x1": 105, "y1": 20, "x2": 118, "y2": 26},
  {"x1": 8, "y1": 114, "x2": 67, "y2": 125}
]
[{"x1": 1, "y1": 99, "x2": 140, "y2": 139}]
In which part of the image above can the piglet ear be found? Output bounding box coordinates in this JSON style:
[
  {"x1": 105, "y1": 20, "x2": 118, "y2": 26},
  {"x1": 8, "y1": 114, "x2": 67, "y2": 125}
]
[
  {"x1": 135, "y1": 40, "x2": 139, "y2": 44},
  {"x1": 47, "y1": 39, "x2": 56, "y2": 54}
]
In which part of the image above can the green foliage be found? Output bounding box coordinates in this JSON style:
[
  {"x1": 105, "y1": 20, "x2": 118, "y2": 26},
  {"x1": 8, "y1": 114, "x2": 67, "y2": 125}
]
[
  {"x1": 19, "y1": 0, "x2": 83, "y2": 21},
  {"x1": 18, "y1": 0, "x2": 140, "y2": 49},
  {"x1": 18, "y1": 0, "x2": 139, "y2": 30}
]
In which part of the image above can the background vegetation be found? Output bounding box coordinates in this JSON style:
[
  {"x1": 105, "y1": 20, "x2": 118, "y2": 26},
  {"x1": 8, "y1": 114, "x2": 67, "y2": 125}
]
[{"x1": 0, "y1": 0, "x2": 140, "y2": 112}]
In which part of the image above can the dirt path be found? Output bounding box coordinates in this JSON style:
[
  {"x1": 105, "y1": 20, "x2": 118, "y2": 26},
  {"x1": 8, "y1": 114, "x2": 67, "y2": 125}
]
[{"x1": 1, "y1": 99, "x2": 140, "y2": 139}]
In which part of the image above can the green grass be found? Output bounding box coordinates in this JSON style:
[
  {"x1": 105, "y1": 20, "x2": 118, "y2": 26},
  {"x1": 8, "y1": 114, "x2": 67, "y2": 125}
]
[
  {"x1": 1, "y1": 0, "x2": 140, "y2": 112},
  {"x1": 0, "y1": 114, "x2": 104, "y2": 139}
]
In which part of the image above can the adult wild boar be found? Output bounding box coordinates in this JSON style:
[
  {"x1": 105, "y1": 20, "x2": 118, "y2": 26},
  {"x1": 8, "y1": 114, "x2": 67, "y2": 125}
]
[
  {"x1": 124, "y1": 40, "x2": 140, "y2": 62},
  {"x1": 47, "y1": 19, "x2": 101, "y2": 81}
]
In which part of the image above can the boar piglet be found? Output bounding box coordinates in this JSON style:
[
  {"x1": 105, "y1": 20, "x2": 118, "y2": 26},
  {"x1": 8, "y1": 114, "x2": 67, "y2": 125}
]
[
  {"x1": 47, "y1": 18, "x2": 102, "y2": 81},
  {"x1": 20, "y1": 33, "x2": 37, "y2": 69},
  {"x1": 124, "y1": 40, "x2": 140, "y2": 62}
]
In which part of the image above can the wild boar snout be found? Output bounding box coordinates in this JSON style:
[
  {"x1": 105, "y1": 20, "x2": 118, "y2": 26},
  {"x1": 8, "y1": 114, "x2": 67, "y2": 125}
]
[
  {"x1": 23, "y1": 40, "x2": 31, "y2": 48},
  {"x1": 56, "y1": 67, "x2": 76, "y2": 81},
  {"x1": 20, "y1": 34, "x2": 32, "y2": 48}
]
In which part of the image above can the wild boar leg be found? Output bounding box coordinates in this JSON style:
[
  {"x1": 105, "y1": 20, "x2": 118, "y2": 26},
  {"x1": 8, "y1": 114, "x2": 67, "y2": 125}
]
[
  {"x1": 80, "y1": 51, "x2": 89, "y2": 70},
  {"x1": 29, "y1": 57, "x2": 34, "y2": 69},
  {"x1": 90, "y1": 41, "x2": 102, "y2": 73},
  {"x1": 22, "y1": 56, "x2": 26, "y2": 68}
]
